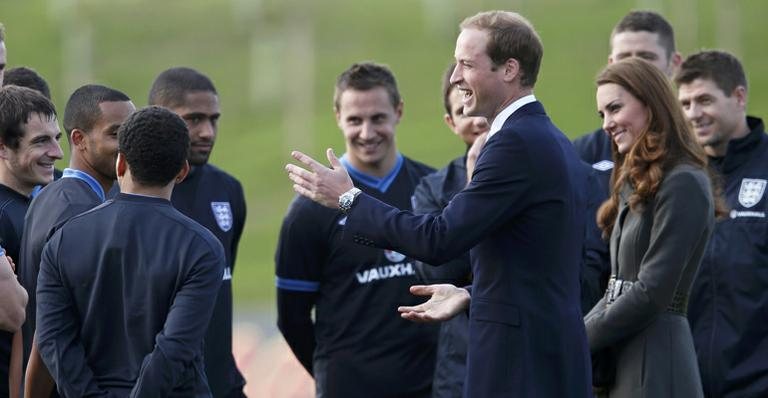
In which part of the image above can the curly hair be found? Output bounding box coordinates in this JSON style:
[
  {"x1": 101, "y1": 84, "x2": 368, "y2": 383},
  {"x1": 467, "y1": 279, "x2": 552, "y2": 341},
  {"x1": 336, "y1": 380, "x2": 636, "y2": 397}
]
[
  {"x1": 595, "y1": 58, "x2": 725, "y2": 237},
  {"x1": 118, "y1": 106, "x2": 189, "y2": 187}
]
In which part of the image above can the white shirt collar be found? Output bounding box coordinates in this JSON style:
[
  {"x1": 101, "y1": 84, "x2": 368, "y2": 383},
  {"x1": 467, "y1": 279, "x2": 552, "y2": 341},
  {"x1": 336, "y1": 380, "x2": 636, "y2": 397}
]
[{"x1": 488, "y1": 94, "x2": 537, "y2": 139}]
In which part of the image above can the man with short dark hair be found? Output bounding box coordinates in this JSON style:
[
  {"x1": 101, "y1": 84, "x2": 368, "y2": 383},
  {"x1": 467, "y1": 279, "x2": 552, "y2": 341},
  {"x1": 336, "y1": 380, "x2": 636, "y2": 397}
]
[
  {"x1": 286, "y1": 11, "x2": 591, "y2": 397},
  {"x1": 574, "y1": 10, "x2": 682, "y2": 185},
  {"x1": 3, "y1": 67, "x2": 51, "y2": 100},
  {"x1": 676, "y1": 50, "x2": 768, "y2": 397},
  {"x1": 19, "y1": 84, "x2": 135, "y2": 396},
  {"x1": 276, "y1": 61, "x2": 437, "y2": 397},
  {"x1": 36, "y1": 105, "x2": 224, "y2": 396},
  {"x1": 148, "y1": 67, "x2": 246, "y2": 398},
  {"x1": 0, "y1": 85, "x2": 62, "y2": 397}
]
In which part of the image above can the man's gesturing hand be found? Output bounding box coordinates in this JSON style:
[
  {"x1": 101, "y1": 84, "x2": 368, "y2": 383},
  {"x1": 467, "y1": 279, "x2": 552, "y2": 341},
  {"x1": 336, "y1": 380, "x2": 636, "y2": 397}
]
[
  {"x1": 286, "y1": 148, "x2": 355, "y2": 209},
  {"x1": 398, "y1": 284, "x2": 471, "y2": 323}
]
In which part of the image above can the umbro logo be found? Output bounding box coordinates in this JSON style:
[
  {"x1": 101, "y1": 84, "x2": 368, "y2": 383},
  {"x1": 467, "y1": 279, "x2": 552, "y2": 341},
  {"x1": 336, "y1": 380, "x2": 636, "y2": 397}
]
[{"x1": 592, "y1": 160, "x2": 614, "y2": 171}]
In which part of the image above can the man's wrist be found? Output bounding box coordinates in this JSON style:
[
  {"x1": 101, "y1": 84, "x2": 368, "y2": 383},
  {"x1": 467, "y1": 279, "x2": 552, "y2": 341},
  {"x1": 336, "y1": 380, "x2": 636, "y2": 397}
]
[{"x1": 339, "y1": 187, "x2": 362, "y2": 213}]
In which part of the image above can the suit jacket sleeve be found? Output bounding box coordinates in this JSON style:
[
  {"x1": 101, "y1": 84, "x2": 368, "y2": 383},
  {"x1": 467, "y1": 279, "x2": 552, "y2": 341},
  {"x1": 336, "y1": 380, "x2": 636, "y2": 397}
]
[
  {"x1": 584, "y1": 170, "x2": 713, "y2": 351},
  {"x1": 36, "y1": 231, "x2": 111, "y2": 397},
  {"x1": 345, "y1": 132, "x2": 533, "y2": 265},
  {"x1": 131, "y1": 237, "x2": 225, "y2": 396}
]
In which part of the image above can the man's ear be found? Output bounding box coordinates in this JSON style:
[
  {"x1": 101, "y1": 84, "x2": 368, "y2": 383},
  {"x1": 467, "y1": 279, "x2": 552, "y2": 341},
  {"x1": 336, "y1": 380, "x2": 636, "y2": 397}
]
[
  {"x1": 116, "y1": 152, "x2": 127, "y2": 178},
  {"x1": 394, "y1": 100, "x2": 404, "y2": 123},
  {"x1": 71, "y1": 129, "x2": 86, "y2": 151},
  {"x1": 444, "y1": 113, "x2": 456, "y2": 131},
  {"x1": 733, "y1": 85, "x2": 748, "y2": 109},
  {"x1": 175, "y1": 160, "x2": 190, "y2": 185},
  {"x1": 502, "y1": 58, "x2": 520, "y2": 83},
  {"x1": 0, "y1": 140, "x2": 9, "y2": 160}
]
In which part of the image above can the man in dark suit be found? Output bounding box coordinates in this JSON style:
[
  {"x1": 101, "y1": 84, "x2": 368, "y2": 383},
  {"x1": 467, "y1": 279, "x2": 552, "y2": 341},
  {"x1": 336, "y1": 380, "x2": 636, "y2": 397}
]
[{"x1": 286, "y1": 10, "x2": 591, "y2": 398}]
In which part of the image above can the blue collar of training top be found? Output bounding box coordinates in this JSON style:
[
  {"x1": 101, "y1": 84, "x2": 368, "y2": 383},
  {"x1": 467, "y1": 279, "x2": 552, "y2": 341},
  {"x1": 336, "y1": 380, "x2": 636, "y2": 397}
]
[
  {"x1": 62, "y1": 168, "x2": 106, "y2": 202},
  {"x1": 340, "y1": 152, "x2": 403, "y2": 193}
]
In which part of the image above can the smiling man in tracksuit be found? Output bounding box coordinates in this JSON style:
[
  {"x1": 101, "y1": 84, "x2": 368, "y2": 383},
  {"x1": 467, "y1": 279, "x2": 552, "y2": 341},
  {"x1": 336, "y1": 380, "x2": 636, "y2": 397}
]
[
  {"x1": 275, "y1": 62, "x2": 437, "y2": 398},
  {"x1": 20, "y1": 84, "x2": 135, "y2": 397},
  {"x1": 676, "y1": 50, "x2": 768, "y2": 397}
]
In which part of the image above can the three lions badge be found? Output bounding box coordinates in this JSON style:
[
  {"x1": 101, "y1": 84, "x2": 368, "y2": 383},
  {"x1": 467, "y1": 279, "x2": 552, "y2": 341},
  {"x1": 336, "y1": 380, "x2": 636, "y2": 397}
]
[
  {"x1": 738, "y1": 178, "x2": 767, "y2": 208},
  {"x1": 211, "y1": 202, "x2": 233, "y2": 232}
]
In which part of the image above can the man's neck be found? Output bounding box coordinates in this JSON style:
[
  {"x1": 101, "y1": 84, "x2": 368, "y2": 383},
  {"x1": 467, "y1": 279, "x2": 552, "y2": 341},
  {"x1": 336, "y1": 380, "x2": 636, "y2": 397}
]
[
  {"x1": 0, "y1": 168, "x2": 33, "y2": 197},
  {"x1": 706, "y1": 117, "x2": 751, "y2": 158},
  {"x1": 346, "y1": 151, "x2": 397, "y2": 178},
  {"x1": 488, "y1": 87, "x2": 533, "y2": 122},
  {"x1": 69, "y1": 158, "x2": 114, "y2": 196},
  {"x1": 119, "y1": 181, "x2": 174, "y2": 200}
]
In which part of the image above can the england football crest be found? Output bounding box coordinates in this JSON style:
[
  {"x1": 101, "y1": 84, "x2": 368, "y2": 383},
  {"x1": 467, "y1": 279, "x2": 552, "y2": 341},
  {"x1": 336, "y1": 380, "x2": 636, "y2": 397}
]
[
  {"x1": 211, "y1": 202, "x2": 233, "y2": 232},
  {"x1": 384, "y1": 249, "x2": 406, "y2": 263},
  {"x1": 738, "y1": 178, "x2": 767, "y2": 208}
]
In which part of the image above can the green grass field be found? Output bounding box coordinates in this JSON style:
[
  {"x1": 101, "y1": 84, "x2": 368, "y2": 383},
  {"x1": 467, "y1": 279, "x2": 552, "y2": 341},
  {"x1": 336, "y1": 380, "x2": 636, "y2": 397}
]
[{"x1": 3, "y1": 0, "x2": 767, "y2": 308}]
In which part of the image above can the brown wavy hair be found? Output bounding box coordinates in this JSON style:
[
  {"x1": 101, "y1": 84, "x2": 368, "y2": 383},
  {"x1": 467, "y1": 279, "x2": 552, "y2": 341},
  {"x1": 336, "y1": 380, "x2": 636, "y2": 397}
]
[{"x1": 596, "y1": 58, "x2": 725, "y2": 238}]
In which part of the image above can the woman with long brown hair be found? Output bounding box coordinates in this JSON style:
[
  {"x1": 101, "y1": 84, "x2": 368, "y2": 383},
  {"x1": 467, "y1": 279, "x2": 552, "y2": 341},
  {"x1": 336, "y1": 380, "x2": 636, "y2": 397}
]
[{"x1": 585, "y1": 58, "x2": 724, "y2": 397}]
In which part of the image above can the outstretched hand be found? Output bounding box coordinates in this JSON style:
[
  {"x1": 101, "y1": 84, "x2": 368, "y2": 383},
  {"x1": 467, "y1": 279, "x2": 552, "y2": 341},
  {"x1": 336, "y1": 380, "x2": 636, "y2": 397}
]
[
  {"x1": 285, "y1": 148, "x2": 355, "y2": 209},
  {"x1": 398, "y1": 284, "x2": 471, "y2": 323}
]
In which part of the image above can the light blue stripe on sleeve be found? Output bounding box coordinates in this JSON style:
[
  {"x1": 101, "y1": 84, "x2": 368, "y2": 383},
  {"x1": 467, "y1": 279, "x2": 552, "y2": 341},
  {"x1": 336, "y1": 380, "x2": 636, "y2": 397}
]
[{"x1": 276, "y1": 276, "x2": 320, "y2": 292}]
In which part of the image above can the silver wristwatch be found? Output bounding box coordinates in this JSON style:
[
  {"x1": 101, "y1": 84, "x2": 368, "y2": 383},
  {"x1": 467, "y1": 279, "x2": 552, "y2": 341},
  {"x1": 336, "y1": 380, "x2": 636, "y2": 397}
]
[{"x1": 339, "y1": 187, "x2": 362, "y2": 213}]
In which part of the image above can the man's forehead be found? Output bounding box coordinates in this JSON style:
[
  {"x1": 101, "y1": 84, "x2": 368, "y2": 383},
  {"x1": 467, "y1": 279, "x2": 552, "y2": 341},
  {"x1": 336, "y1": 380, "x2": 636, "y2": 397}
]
[
  {"x1": 678, "y1": 78, "x2": 721, "y2": 97},
  {"x1": 455, "y1": 28, "x2": 488, "y2": 58},
  {"x1": 337, "y1": 87, "x2": 396, "y2": 113},
  {"x1": 611, "y1": 31, "x2": 665, "y2": 53},
  {"x1": 24, "y1": 112, "x2": 60, "y2": 134},
  {"x1": 174, "y1": 91, "x2": 220, "y2": 113},
  {"x1": 97, "y1": 100, "x2": 136, "y2": 121}
]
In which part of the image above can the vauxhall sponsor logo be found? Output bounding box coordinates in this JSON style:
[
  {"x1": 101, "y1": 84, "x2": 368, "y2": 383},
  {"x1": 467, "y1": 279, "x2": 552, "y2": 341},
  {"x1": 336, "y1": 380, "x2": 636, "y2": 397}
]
[{"x1": 356, "y1": 262, "x2": 416, "y2": 284}]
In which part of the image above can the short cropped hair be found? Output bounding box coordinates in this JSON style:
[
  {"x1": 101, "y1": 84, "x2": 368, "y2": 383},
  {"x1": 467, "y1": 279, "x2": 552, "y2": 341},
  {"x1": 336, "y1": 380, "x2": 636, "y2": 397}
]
[
  {"x1": 674, "y1": 50, "x2": 747, "y2": 95},
  {"x1": 118, "y1": 106, "x2": 189, "y2": 187},
  {"x1": 0, "y1": 23, "x2": 5, "y2": 42},
  {"x1": 442, "y1": 63, "x2": 456, "y2": 115},
  {"x1": 333, "y1": 62, "x2": 401, "y2": 111},
  {"x1": 460, "y1": 11, "x2": 543, "y2": 88},
  {"x1": 148, "y1": 67, "x2": 217, "y2": 108},
  {"x1": 0, "y1": 86, "x2": 56, "y2": 150},
  {"x1": 4, "y1": 67, "x2": 51, "y2": 99},
  {"x1": 612, "y1": 11, "x2": 676, "y2": 56},
  {"x1": 63, "y1": 84, "x2": 131, "y2": 138}
]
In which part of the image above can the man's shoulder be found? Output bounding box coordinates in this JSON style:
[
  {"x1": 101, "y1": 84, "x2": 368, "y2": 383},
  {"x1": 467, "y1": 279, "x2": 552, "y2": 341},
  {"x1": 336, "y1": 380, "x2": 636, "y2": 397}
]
[
  {"x1": 32, "y1": 178, "x2": 100, "y2": 208},
  {"x1": 0, "y1": 184, "x2": 27, "y2": 209},
  {"x1": 401, "y1": 155, "x2": 436, "y2": 177},
  {"x1": 283, "y1": 194, "x2": 336, "y2": 223},
  {"x1": 199, "y1": 163, "x2": 242, "y2": 187},
  {"x1": 418, "y1": 156, "x2": 463, "y2": 189},
  {"x1": 572, "y1": 128, "x2": 613, "y2": 165}
]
